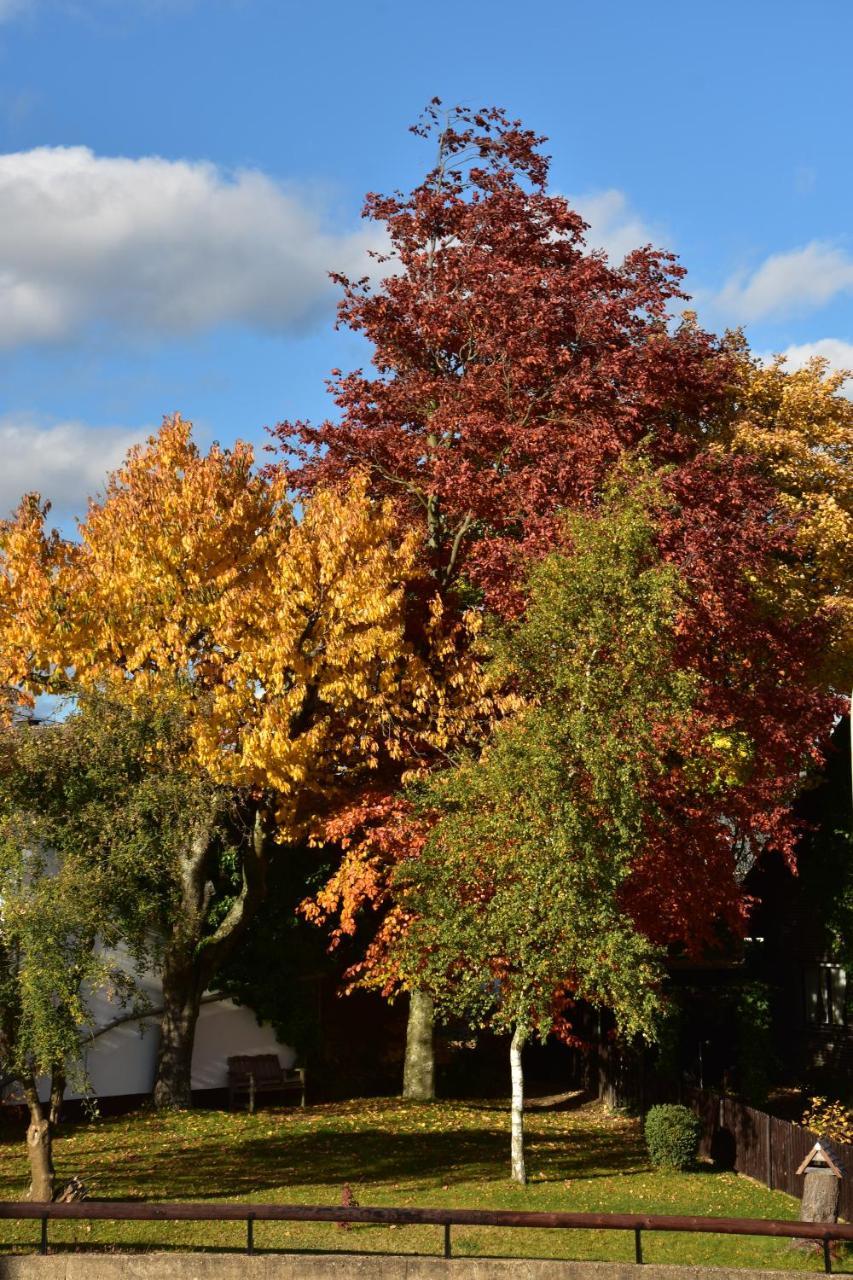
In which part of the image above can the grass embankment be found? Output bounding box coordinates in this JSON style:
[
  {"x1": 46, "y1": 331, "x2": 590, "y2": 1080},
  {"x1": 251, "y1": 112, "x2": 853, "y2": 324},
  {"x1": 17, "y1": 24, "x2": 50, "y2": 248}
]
[{"x1": 0, "y1": 1097, "x2": 843, "y2": 1268}]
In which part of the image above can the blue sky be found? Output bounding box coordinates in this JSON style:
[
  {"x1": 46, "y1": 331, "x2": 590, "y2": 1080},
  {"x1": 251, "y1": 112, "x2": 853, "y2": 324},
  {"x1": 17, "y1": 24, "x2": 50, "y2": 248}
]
[{"x1": 0, "y1": 0, "x2": 850, "y2": 526}]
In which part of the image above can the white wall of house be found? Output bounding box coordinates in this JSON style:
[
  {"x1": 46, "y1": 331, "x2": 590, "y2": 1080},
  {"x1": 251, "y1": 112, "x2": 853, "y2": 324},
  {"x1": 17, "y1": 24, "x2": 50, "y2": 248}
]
[
  {"x1": 70, "y1": 994, "x2": 295, "y2": 1098},
  {"x1": 30, "y1": 946, "x2": 296, "y2": 1102}
]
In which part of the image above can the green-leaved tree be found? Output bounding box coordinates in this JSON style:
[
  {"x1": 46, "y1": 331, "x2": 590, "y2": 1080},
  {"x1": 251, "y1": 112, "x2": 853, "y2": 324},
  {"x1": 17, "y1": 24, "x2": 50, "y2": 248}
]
[
  {"x1": 0, "y1": 686, "x2": 254, "y2": 1188},
  {"x1": 391, "y1": 475, "x2": 698, "y2": 1181},
  {"x1": 0, "y1": 715, "x2": 139, "y2": 1199}
]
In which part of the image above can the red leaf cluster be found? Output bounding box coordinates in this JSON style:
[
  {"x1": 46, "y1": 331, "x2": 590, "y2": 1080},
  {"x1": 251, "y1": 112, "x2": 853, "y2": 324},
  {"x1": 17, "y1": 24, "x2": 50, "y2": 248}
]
[{"x1": 273, "y1": 105, "x2": 736, "y2": 603}]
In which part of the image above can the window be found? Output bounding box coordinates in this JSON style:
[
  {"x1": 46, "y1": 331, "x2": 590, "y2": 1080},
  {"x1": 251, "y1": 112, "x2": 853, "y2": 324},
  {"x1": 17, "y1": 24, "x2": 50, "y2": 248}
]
[{"x1": 804, "y1": 964, "x2": 848, "y2": 1027}]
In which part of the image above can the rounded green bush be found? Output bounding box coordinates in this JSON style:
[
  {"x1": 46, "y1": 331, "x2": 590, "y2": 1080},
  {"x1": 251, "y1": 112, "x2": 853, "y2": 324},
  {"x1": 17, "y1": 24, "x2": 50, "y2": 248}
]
[{"x1": 644, "y1": 1104, "x2": 701, "y2": 1170}]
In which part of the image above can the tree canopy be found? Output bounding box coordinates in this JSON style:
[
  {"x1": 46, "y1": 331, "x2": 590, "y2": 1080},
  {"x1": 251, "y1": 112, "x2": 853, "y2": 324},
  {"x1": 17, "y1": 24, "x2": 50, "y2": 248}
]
[
  {"x1": 0, "y1": 101, "x2": 847, "y2": 1141},
  {"x1": 0, "y1": 414, "x2": 486, "y2": 1107},
  {"x1": 287, "y1": 106, "x2": 839, "y2": 999}
]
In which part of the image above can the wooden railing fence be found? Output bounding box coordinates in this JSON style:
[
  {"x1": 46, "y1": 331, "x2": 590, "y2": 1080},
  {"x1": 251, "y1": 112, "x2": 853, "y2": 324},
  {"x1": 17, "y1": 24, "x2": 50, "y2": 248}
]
[{"x1": 0, "y1": 1201, "x2": 851, "y2": 1271}]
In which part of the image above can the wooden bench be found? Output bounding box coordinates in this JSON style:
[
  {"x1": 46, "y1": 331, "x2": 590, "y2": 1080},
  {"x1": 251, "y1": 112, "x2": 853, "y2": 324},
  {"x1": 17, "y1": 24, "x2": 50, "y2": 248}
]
[{"x1": 227, "y1": 1055, "x2": 306, "y2": 1112}]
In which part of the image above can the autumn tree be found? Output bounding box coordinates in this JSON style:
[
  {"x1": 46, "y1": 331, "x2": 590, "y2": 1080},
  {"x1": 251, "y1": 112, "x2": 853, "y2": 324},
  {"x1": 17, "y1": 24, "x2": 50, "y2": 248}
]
[
  {"x1": 716, "y1": 350, "x2": 853, "y2": 687},
  {"x1": 278, "y1": 102, "x2": 736, "y2": 599},
  {"x1": 278, "y1": 103, "x2": 840, "y2": 1089},
  {"x1": 275, "y1": 101, "x2": 736, "y2": 1092},
  {"x1": 0, "y1": 416, "x2": 482, "y2": 1108}
]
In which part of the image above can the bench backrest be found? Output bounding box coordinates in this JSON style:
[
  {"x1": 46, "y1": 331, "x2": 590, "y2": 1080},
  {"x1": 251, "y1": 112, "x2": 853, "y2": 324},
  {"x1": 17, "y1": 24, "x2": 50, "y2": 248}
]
[{"x1": 227, "y1": 1054, "x2": 283, "y2": 1085}]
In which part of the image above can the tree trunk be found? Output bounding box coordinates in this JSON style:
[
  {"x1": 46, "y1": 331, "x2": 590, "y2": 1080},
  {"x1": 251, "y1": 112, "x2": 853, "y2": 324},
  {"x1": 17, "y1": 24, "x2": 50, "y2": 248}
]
[
  {"x1": 510, "y1": 1025, "x2": 527, "y2": 1185},
  {"x1": 24, "y1": 1079, "x2": 54, "y2": 1203},
  {"x1": 48, "y1": 1070, "x2": 65, "y2": 1129},
  {"x1": 800, "y1": 1170, "x2": 840, "y2": 1224},
  {"x1": 152, "y1": 807, "x2": 269, "y2": 1110},
  {"x1": 153, "y1": 957, "x2": 202, "y2": 1110},
  {"x1": 402, "y1": 989, "x2": 435, "y2": 1101},
  {"x1": 26, "y1": 1114, "x2": 54, "y2": 1203}
]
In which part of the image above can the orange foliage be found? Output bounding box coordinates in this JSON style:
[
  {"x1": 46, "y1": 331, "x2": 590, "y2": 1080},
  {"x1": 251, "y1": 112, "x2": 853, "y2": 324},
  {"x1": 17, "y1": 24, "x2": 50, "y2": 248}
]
[{"x1": 301, "y1": 792, "x2": 432, "y2": 994}]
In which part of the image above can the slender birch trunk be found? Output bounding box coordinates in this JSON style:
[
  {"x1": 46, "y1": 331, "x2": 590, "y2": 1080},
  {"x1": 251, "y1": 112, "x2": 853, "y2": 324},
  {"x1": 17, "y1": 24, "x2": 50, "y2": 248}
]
[
  {"x1": 402, "y1": 989, "x2": 435, "y2": 1100},
  {"x1": 510, "y1": 1025, "x2": 527, "y2": 1185}
]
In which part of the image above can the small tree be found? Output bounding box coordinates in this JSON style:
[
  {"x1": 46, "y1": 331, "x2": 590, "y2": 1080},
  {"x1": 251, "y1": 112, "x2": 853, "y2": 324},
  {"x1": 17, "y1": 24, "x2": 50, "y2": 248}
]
[
  {"x1": 390, "y1": 475, "x2": 699, "y2": 1181},
  {"x1": 0, "y1": 721, "x2": 133, "y2": 1199},
  {"x1": 0, "y1": 690, "x2": 253, "y2": 1117}
]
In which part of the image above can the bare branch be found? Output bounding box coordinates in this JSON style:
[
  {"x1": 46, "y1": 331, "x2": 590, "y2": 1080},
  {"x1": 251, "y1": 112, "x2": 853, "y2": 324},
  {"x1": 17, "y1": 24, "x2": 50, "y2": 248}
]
[{"x1": 82, "y1": 991, "x2": 226, "y2": 1045}]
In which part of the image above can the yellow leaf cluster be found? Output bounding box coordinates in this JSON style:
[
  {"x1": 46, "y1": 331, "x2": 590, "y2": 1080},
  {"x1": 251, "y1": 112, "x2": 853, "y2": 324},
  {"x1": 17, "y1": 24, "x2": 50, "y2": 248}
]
[
  {"x1": 251, "y1": 508, "x2": 486, "y2": 824},
  {"x1": 685, "y1": 728, "x2": 754, "y2": 792},
  {"x1": 721, "y1": 353, "x2": 853, "y2": 686},
  {"x1": 0, "y1": 416, "x2": 486, "y2": 837},
  {"x1": 194, "y1": 476, "x2": 463, "y2": 820},
  {"x1": 801, "y1": 1096, "x2": 853, "y2": 1144},
  {"x1": 64, "y1": 414, "x2": 290, "y2": 679},
  {"x1": 0, "y1": 494, "x2": 75, "y2": 716}
]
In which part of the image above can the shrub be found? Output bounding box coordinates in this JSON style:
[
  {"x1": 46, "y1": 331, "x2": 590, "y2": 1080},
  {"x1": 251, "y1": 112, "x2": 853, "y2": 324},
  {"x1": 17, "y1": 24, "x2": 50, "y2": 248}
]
[{"x1": 645, "y1": 1104, "x2": 701, "y2": 1170}]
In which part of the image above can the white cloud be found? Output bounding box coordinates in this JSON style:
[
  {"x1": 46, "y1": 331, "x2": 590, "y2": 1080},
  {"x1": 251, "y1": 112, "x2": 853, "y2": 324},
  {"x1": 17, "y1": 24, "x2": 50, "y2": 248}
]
[
  {"x1": 762, "y1": 339, "x2": 853, "y2": 398},
  {"x1": 570, "y1": 189, "x2": 663, "y2": 263},
  {"x1": 715, "y1": 242, "x2": 853, "y2": 323},
  {"x1": 0, "y1": 416, "x2": 142, "y2": 519},
  {"x1": 0, "y1": 147, "x2": 382, "y2": 348},
  {"x1": 775, "y1": 337, "x2": 853, "y2": 376}
]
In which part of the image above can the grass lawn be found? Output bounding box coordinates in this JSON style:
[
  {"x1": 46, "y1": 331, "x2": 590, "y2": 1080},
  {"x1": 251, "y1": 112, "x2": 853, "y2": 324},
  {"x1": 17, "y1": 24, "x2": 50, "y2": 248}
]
[{"x1": 0, "y1": 1096, "x2": 845, "y2": 1269}]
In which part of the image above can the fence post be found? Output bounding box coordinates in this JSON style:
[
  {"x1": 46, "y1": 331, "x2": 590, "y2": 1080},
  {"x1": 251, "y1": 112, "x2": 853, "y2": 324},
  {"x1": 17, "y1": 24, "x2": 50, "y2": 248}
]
[
  {"x1": 246, "y1": 1214, "x2": 255, "y2": 1256},
  {"x1": 444, "y1": 1223, "x2": 451, "y2": 1258},
  {"x1": 634, "y1": 1226, "x2": 643, "y2": 1264},
  {"x1": 39, "y1": 1216, "x2": 48, "y2": 1255},
  {"x1": 823, "y1": 1236, "x2": 832, "y2": 1275}
]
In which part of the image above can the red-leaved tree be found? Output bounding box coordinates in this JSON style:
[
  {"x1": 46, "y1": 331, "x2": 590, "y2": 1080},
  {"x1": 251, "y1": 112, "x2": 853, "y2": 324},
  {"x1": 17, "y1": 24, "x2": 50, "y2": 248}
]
[{"x1": 272, "y1": 102, "x2": 839, "y2": 1094}]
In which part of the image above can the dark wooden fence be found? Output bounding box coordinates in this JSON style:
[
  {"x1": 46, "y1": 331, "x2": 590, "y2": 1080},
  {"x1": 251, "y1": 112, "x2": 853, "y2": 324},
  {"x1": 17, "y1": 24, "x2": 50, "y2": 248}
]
[
  {"x1": 687, "y1": 1090, "x2": 853, "y2": 1221},
  {"x1": 0, "y1": 1201, "x2": 852, "y2": 1271}
]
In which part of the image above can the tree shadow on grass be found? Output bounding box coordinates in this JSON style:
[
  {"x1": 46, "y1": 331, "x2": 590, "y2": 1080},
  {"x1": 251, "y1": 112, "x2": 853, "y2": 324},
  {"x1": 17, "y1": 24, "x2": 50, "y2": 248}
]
[
  {"x1": 83, "y1": 1128, "x2": 509, "y2": 1199},
  {"x1": 60, "y1": 1123, "x2": 646, "y2": 1201}
]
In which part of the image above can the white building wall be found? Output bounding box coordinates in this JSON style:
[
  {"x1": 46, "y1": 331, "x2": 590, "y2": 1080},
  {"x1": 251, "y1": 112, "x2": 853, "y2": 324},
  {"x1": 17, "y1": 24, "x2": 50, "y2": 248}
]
[
  {"x1": 35, "y1": 945, "x2": 296, "y2": 1101},
  {"x1": 71, "y1": 994, "x2": 295, "y2": 1098}
]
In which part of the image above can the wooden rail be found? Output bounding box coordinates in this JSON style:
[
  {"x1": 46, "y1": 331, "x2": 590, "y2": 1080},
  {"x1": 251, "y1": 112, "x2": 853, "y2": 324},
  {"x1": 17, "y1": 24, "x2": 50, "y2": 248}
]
[{"x1": 0, "y1": 1201, "x2": 851, "y2": 1271}]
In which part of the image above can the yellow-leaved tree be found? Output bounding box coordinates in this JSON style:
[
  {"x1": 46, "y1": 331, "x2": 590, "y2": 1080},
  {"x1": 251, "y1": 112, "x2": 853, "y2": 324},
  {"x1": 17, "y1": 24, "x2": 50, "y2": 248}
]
[
  {"x1": 0, "y1": 415, "x2": 483, "y2": 1108},
  {"x1": 719, "y1": 351, "x2": 853, "y2": 687},
  {"x1": 0, "y1": 494, "x2": 73, "y2": 715}
]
